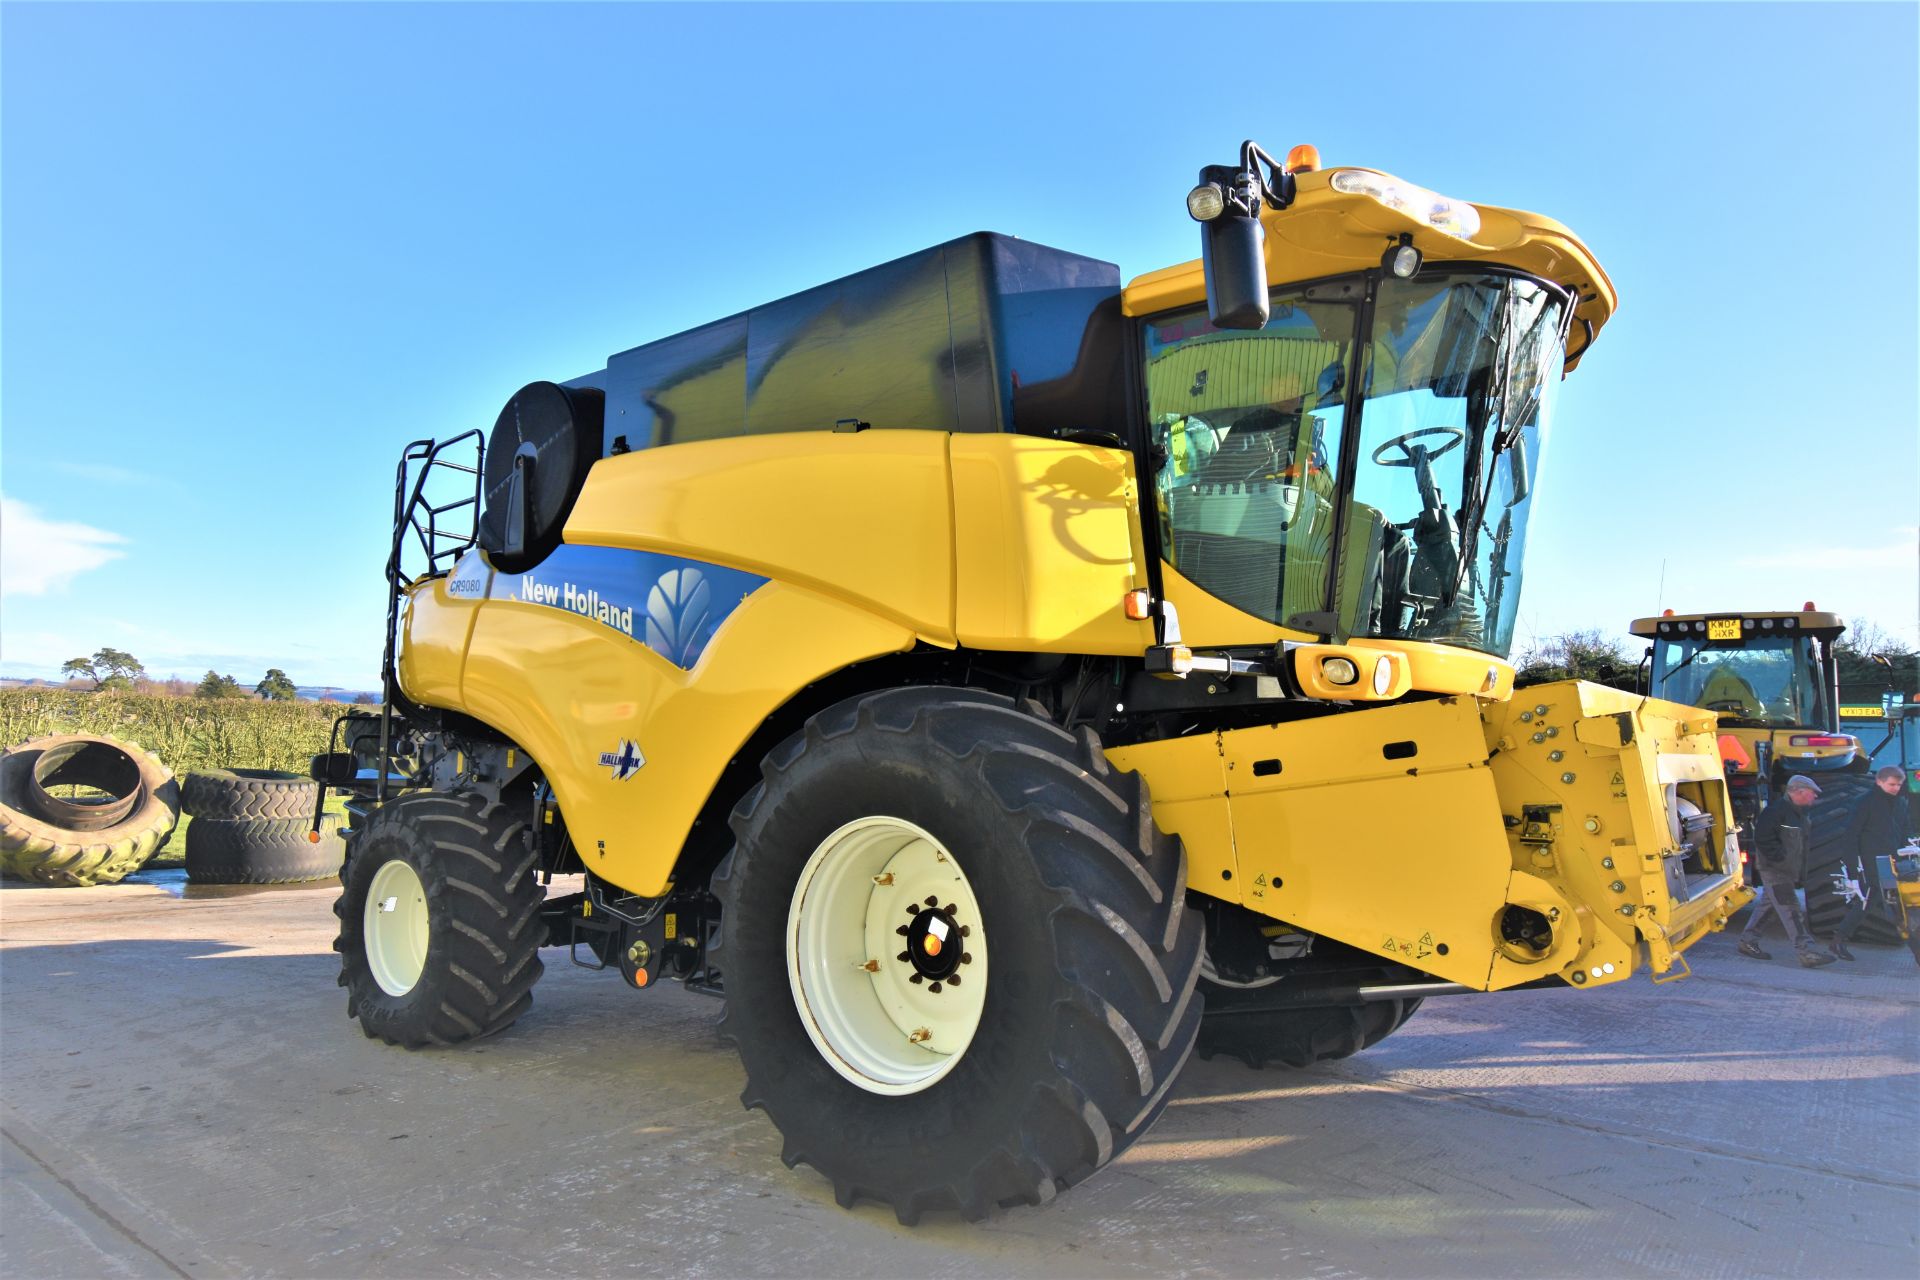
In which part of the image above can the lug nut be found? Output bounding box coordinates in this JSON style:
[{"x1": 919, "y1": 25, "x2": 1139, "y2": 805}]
[
  {"x1": 1610, "y1": 880, "x2": 1626, "y2": 893},
  {"x1": 1549, "y1": 750, "x2": 1564, "y2": 762},
  {"x1": 1562, "y1": 773, "x2": 1577, "y2": 784}
]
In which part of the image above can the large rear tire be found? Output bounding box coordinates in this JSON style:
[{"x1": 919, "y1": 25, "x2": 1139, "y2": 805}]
[
  {"x1": 332, "y1": 792, "x2": 545, "y2": 1047},
  {"x1": 713, "y1": 688, "x2": 1204, "y2": 1223}
]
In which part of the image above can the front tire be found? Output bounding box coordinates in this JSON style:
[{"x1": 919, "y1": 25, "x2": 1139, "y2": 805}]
[
  {"x1": 713, "y1": 688, "x2": 1204, "y2": 1223},
  {"x1": 332, "y1": 792, "x2": 545, "y2": 1047}
]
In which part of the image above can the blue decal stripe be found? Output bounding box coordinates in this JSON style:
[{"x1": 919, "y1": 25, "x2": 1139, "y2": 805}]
[{"x1": 490, "y1": 545, "x2": 767, "y2": 670}]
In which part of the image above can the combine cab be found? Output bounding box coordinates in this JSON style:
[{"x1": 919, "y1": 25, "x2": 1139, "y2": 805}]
[{"x1": 317, "y1": 141, "x2": 1749, "y2": 1222}]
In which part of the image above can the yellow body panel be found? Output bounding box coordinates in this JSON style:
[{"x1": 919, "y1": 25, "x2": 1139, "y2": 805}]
[
  {"x1": 565, "y1": 431, "x2": 959, "y2": 644},
  {"x1": 1158, "y1": 561, "x2": 1311, "y2": 647},
  {"x1": 1123, "y1": 166, "x2": 1616, "y2": 370},
  {"x1": 405, "y1": 431, "x2": 1184, "y2": 893},
  {"x1": 447, "y1": 576, "x2": 915, "y2": 896},
  {"x1": 949, "y1": 436, "x2": 1153, "y2": 653},
  {"x1": 397, "y1": 578, "x2": 479, "y2": 707},
  {"x1": 1112, "y1": 681, "x2": 1747, "y2": 989}
]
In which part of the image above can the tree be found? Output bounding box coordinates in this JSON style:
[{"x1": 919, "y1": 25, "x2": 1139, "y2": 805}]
[
  {"x1": 255, "y1": 668, "x2": 298, "y2": 701},
  {"x1": 60, "y1": 647, "x2": 146, "y2": 691},
  {"x1": 1835, "y1": 620, "x2": 1918, "y2": 703},
  {"x1": 353, "y1": 692, "x2": 379, "y2": 706},
  {"x1": 1512, "y1": 630, "x2": 1642, "y2": 690},
  {"x1": 195, "y1": 671, "x2": 243, "y2": 699}
]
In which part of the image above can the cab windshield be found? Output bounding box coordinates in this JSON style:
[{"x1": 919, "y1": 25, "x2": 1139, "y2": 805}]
[
  {"x1": 1145, "y1": 270, "x2": 1566, "y2": 659},
  {"x1": 1651, "y1": 634, "x2": 1829, "y2": 727}
]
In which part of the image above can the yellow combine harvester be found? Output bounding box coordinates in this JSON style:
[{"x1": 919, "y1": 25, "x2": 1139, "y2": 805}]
[{"x1": 319, "y1": 140, "x2": 1748, "y2": 1222}]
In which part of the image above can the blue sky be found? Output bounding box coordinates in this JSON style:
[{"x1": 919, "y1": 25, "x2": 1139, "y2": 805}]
[{"x1": 4, "y1": 2, "x2": 1915, "y2": 690}]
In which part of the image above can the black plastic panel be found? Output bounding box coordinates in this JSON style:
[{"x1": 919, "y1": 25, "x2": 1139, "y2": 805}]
[{"x1": 595, "y1": 234, "x2": 1122, "y2": 454}]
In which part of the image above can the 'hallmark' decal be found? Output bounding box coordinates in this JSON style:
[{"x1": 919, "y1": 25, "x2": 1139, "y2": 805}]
[{"x1": 598, "y1": 740, "x2": 645, "y2": 781}]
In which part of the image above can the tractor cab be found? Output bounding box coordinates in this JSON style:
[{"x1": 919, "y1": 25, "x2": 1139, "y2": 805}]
[{"x1": 1632, "y1": 607, "x2": 1860, "y2": 829}]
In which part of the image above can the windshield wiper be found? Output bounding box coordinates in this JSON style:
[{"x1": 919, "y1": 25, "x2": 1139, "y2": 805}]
[{"x1": 1446, "y1": 293, "x2": 1520, "y2": 609}]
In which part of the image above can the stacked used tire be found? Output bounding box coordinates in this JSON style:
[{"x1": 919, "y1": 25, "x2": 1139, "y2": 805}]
[
  {"x1": 182, "y1": 769, "x2": 345, "y2": 885},
  {"x1": 0, "y1": 734, "x2": 181, "y2": 886}
]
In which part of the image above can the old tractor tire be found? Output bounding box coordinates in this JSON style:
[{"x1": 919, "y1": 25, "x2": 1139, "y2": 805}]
[
  {"x1": 712, "y1": 687, "x2": 1204, "y2": 1224},
  {"x1": 1800, "y1": 773, "x2": 1891, "y2": 940},
  {"x1": 185, "y1": 813, "x2": 346, "y2": 885},
  {"x1": 0, "y1": 734, "x2": 180, "y2": 886},
  {"x1": 332, "y1": 791, "x2": 545, "y2": 1048},
  {"x1": 182, "y1": 769, "x2": 317, "y2": 821},
  {"x1": 1195, "y1": 984, "x2": 1421, "y2": 1069}
]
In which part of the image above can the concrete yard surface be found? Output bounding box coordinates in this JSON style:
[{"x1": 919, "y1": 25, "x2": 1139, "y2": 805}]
[{"x1": 3, "y1": 872, "x2": 1917, "y2": 1278}]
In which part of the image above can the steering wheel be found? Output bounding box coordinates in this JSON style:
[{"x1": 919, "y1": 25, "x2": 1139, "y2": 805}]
[{"x1": 1371, "y1": 426, "x2": 1466, "y2": 468}]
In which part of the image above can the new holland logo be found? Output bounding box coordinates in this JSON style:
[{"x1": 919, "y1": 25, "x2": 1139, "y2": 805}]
[{"x1": 598, "y1": 740, "x2": 645, "y2": 781}]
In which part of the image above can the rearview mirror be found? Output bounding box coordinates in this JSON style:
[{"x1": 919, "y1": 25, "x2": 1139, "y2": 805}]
[
  {"x1": 1200, "y1": 212, "x2": 1269, "y2": 330},
  {"x1": 1193, "y1": 163, "x2": 1270, "y2": 330}
]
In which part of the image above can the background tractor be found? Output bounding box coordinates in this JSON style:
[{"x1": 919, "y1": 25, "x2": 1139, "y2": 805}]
[
  {"x1": 316, "y1": 140, "x2": 1748, "y2": 1223},
  {"x1": 1633, "y1": 608, "x2": 1918, "y2": 940}
]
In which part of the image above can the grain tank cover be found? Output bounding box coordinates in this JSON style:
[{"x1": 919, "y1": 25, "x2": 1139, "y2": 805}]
[{"x1": 599, "y1": 233, "x2": 1123, "y2": 454}]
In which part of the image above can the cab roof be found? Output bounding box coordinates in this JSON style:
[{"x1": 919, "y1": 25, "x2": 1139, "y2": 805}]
[
  {"x1": 1630, "y1": 610, "x2": 1847, "y2": 638},
  {"x1": 1123, "y1": 162, "x2": 1617, "y2": 373}
]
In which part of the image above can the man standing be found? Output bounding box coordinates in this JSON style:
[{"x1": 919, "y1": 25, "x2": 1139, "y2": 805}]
[
  {"x1": 1828, "y1": 765, "x2": 1920, "y2": 970},
  {"x1": 1738, "y1": 774, "x2": 1837, "y2": 967}
]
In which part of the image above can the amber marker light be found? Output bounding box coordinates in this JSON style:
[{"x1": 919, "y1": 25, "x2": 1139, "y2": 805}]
[
  {"x1": 1285, "y1": 144, "x2": 1320, "y2": 174},
  {"x1": 1122, "y1": 589, "x2": 1152, "y2": 621}
]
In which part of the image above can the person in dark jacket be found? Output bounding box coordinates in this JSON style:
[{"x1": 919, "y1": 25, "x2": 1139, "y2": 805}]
[
  {"x1": 1738, "y1": 774, "x2": 1837, "y2": 967},
  {"x1": 1828, "y1": 766, "x2": 1920, "y2": 969}
]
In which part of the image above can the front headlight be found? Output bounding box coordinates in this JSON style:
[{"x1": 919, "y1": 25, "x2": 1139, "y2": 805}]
[{"x1": 1330, "y1": 169, "x2": 1482, "y2": 240}]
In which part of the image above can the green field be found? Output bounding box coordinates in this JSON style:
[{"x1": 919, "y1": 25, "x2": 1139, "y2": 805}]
[{"x1": 1, "y1": 689, "x2": 364, "y2": 863}]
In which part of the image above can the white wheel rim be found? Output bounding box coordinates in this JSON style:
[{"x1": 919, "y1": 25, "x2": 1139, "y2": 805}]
[
  {"x1": 365, "y1": 859, "x2": 429, "y2": 997},
  {"x1": 786, "y1": 816, "x2": 987, "y2": 1096}
]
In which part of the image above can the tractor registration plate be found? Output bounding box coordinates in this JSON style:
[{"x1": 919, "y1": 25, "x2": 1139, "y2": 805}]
[{"x1": 1707, "y1": 619, "x2": 1742, "y2": 640}]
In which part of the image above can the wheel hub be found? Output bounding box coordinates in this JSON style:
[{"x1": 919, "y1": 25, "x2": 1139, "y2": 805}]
[
  {"x1": 364, "y1": 858, "x2": 429, "y2": 997},
  {"x1": 897, "y1": 900, "x2": 970, "y2": 987},
  {"x1": 786, "y1": 817, "x2": 988, "y2": 1096}
]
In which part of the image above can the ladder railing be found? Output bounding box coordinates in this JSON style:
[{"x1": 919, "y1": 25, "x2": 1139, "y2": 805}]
[{"x1": 378, "y1": 429, "x2": 484, "y2": 801}]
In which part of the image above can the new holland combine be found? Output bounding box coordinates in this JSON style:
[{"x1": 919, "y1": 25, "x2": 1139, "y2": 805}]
[{"x1": 319, "y1": 141, "x2": 1749, "y2": 1221}]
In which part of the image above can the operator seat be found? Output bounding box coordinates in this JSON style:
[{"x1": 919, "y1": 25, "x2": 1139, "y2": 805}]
[{"x1": 1698, "y1": 667, "x2": 1763, "y2": 718}]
